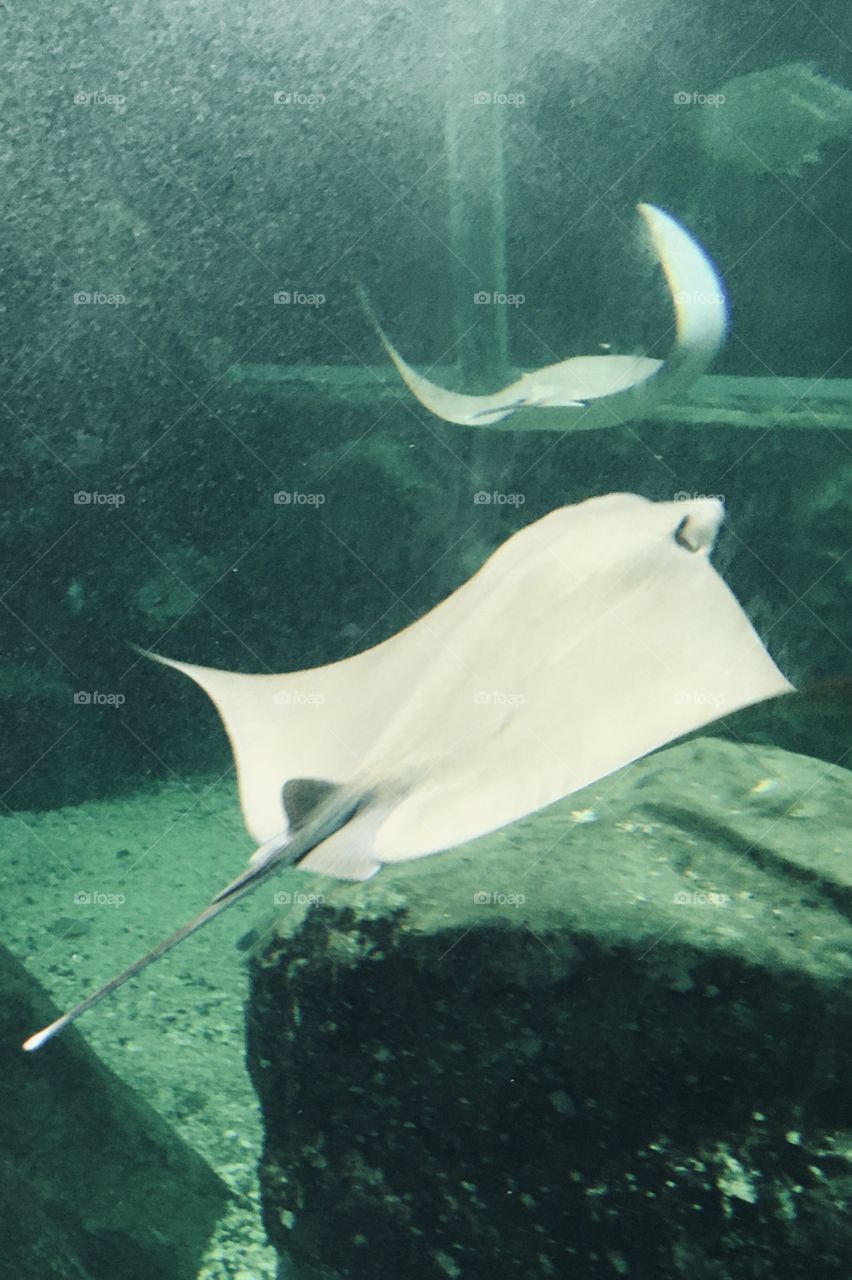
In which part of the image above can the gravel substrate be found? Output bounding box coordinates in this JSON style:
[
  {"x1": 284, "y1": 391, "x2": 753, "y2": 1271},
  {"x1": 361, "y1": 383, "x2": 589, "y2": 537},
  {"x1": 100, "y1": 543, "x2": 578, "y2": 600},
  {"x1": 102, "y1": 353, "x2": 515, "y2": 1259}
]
[{"x1": 2, "y1": 775, "x2": 281, "y2": 1279}]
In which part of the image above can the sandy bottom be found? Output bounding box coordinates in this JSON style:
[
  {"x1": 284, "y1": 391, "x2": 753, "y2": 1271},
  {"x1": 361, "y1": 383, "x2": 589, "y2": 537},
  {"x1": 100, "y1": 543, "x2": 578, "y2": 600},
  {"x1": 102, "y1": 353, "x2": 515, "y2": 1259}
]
[{"x1": 2, "y1": 773, "x2": 286, "y2": 1279}]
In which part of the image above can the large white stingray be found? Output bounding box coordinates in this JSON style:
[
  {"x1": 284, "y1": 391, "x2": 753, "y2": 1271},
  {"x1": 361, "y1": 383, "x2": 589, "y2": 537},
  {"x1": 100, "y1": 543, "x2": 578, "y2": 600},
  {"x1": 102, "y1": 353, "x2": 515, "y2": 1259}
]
[
  {"x1": 363, "y1": 204, "x2": 727, "y2": 428},
  {"x1": 24, "y1": 493, "x2": 790, "y2": 1050}
]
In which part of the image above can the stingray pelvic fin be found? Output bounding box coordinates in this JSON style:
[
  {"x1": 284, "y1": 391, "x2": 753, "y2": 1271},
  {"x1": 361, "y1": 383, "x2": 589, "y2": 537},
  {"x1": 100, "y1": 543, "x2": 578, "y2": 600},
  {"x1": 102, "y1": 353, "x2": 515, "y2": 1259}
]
[{"x1": 283, "y1": 777, "x2": 340, "y2": 832}]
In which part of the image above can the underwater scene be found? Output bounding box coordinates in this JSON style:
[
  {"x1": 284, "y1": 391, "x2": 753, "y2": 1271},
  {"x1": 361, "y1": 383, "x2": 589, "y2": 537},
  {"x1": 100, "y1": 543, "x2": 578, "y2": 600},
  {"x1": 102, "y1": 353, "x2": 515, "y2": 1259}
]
[{"x1": 1, "y1": 1, "x2": 851, "y2": 1277}]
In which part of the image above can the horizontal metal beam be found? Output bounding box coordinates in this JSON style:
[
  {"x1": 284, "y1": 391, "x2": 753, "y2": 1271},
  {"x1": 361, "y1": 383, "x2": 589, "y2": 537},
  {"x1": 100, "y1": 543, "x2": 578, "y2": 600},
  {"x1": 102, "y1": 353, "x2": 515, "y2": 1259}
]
[{"x1": 226, "y1": 365, "x2": 852, "y2": 431}]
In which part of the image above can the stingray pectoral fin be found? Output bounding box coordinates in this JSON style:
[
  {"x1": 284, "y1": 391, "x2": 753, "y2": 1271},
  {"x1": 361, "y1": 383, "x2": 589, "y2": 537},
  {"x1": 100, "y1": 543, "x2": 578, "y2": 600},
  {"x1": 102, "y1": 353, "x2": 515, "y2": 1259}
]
[
  {"x1": 515, "y1": 204, "x2": 728, "y2": 430},
  {"x1": 357, "y1": 283, "x2": 523, "y2": 426},
  {"x1": 637, "y1": 202, "x2": 728, "y2": 376},
  {"x1": 137, "y1": 647, "x2": 386, "y2": 845},
  {"x1": 534, "y1": 205, "x2": 728, "y2": 425},
  {"x1": 378, "y1": 331, "x2": 523, "y2": 426}
]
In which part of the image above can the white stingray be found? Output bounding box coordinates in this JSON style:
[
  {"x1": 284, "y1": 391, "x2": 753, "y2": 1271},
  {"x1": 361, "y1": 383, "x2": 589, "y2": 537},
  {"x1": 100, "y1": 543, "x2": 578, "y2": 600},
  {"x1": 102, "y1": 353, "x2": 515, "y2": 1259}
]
[
  {"x1": 24, "y1": 493, "x2": 790, "y2": 1051},
  {"x1": 362, "y1": 203, "x2": 727, "y2": 428}
]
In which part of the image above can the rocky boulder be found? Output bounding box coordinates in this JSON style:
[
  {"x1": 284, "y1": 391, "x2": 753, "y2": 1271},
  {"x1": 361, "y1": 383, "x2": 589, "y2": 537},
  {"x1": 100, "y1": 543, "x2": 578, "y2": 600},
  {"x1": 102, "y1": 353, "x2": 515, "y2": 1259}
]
[
  {"x1": 247, "y1": 736, "x2": 852, "y2": 1280},
  {"x1": 1, "y1": 949, "x2": 229, "y2": 1280}
]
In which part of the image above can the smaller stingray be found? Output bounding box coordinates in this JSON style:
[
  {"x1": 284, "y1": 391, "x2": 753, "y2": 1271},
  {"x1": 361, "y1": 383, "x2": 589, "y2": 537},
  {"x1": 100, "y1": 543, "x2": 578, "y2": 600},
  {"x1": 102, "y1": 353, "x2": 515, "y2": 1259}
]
[
  {"x1": 24, "y1": 493, "x2": 790, "y2": 1051},
  {"x1": 360, "y1": 204, "x2": 727, "y2": 428}
]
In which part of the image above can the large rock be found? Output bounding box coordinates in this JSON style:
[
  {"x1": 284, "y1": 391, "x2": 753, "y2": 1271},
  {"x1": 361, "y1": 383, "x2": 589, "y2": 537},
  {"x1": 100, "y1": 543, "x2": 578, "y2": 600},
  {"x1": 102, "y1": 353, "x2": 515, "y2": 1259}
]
[
  {"x1": 247, "y1": 736, "x2": 852, "y2": 1280},
  {"x1": 1, "y1": 949, "x2": 230, "y2": 1280}
]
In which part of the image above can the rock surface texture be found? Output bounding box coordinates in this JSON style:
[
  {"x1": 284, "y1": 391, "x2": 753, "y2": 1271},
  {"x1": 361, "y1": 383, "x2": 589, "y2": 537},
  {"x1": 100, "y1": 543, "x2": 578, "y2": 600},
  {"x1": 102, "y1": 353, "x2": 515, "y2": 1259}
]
[{"x1": 248, "y1": 737, "x2": 852, "y2": 1280}]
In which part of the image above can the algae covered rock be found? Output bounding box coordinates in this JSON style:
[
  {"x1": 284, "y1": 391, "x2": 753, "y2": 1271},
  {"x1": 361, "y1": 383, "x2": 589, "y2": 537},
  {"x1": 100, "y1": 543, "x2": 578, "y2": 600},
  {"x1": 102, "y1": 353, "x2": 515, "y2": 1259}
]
[{"x1": 247, "y1": 736, "x2": 852, "y2": 1280}]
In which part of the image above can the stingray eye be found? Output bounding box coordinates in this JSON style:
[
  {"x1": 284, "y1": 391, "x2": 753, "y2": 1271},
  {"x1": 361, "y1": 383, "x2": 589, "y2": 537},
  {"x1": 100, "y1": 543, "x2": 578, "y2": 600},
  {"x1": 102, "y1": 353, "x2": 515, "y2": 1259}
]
[{"x1": 674, "y1": 515, "x2": 700, "y2": 552}]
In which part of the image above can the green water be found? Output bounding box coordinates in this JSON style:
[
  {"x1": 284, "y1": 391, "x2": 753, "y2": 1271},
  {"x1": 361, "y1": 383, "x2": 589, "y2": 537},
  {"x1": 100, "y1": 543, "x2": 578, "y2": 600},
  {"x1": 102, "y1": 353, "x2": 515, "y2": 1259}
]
[{"x1": 1, "y1": 1, "x2": 850, "y2": 1277}]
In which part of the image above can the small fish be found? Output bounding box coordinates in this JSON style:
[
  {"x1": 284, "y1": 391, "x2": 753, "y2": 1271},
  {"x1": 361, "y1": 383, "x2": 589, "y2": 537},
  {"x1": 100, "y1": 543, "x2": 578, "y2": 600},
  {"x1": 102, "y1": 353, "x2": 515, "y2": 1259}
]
[
  {"x1": 700, "y1": 63, "x2": 852, "y2": 178},
  {"x1": 359, "y1": 204, "x2": 727, "y2": 428},
  {"x1": 24, "y1": 493, "x2": 790, "y2": 1051}
]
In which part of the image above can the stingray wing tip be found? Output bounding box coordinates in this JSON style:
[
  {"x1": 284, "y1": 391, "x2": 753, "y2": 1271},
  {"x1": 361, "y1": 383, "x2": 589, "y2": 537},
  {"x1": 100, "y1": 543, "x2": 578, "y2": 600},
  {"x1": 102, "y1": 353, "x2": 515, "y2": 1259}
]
[{"x1": 133, "y1": 645, "x2": 174, "y2": 669}]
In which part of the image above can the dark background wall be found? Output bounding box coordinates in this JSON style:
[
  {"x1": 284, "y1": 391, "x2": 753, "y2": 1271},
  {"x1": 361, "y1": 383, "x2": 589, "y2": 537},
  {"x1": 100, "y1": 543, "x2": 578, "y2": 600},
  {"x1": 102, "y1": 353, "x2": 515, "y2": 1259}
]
[{"x1": 0, "y1": 0, "x2": 850, "y2": 810}]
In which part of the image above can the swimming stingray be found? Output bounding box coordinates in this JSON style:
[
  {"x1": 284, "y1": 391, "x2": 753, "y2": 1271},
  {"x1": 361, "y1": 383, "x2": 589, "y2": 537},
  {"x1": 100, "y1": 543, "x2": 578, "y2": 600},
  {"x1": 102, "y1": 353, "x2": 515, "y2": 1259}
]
[
  {"x1": 361, "y1": 203, "x2": 727, "y2": 428},
  {"x1": 24, "y1": 493, "x2": 791, "y2": 1050}
]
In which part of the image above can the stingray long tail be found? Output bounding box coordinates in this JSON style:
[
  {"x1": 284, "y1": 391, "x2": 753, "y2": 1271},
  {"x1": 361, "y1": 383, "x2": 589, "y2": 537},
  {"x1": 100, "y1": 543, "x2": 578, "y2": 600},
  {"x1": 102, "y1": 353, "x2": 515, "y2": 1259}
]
[
  {"x1": 22, "y1": 787, "x2": 366, "y2": 1051},
  {"x1": 22, "y1": 875, "x2": 263, "y2": 1052}
]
